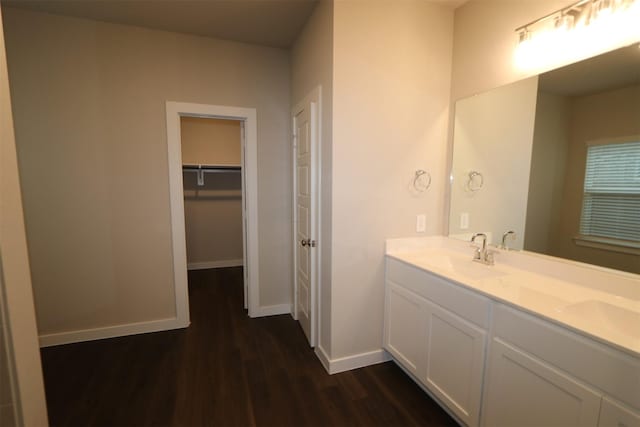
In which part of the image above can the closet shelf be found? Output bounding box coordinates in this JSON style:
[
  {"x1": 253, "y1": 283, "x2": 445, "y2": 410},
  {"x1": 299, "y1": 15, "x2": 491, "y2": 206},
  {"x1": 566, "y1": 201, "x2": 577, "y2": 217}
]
[
  {"x1": 182, "y1": 164, "x2": 241, "y2": 172},
  {"x1": 182, "y1": 164, "x2": 241, "y2": 186}
]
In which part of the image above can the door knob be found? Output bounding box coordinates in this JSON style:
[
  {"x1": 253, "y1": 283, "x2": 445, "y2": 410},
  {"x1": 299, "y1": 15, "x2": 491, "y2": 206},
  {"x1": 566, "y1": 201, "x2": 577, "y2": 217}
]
[{"x1": 301, "y1": 239, "x2": 316, "y2": 247}]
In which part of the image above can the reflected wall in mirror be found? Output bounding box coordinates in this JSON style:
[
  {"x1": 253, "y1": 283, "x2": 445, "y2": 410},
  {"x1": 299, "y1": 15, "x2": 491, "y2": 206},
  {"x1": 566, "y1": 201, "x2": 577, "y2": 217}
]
[
  {"x1": 449, "y1": 44, "x2": 640, "y2": 275},
  {"x1": 449, "y1": 77, "x2": 538, "y2": 250}
]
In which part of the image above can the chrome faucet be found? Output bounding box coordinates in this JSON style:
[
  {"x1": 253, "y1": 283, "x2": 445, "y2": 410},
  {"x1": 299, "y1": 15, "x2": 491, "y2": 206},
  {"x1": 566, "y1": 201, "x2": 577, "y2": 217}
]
[
  {"x1": 470, "y1": 233, "x2": 495, "y2": 265},
  {"x1": 499, "y1": 230, "x2": 517, "y2": 250}
]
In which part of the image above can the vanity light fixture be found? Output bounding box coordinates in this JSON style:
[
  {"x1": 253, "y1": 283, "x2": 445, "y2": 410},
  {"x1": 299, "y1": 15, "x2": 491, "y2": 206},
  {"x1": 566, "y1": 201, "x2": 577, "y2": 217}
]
[
  {"x1": 554, "y1": 13, "x2": 575, "y2": 31},
  {"x1": 518, "y1": 28, "x2": 531, "y2": 43},
  {"x1": 592, "y1": 0, "x2": 613, "y2": 19},
  {"x1": 514, "y1": 0, "x2": 640, "y2": 71}
]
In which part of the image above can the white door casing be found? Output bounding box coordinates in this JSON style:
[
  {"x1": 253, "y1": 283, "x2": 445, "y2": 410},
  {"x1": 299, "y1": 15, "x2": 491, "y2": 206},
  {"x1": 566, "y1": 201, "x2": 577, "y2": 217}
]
[
  {"x1": 240, "y1": 121, "x2": 248, "y2": 310},
  {"x1": 292, "y1": 87, "x2": 320, "y2": 347},
  {"x1": 165, "y1": 101, "x2": 259, "y2": 319}
]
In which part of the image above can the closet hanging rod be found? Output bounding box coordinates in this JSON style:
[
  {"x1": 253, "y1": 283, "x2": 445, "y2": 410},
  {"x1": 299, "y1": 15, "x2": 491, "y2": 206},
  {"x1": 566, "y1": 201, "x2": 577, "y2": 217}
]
[
  {"x1": 182, "y1": 164, "x2": 241, "y2": 172},
  {"x1": 182, "y1": 164, "x2": 241, "y2": 186}
]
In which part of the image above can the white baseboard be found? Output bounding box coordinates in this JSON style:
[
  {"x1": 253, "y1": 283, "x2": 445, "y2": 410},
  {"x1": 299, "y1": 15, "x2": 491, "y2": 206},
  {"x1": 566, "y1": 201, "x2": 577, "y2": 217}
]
[
  {"x1": 315, "y1": 345, "x2": 331, "y2": 373},
  {"x1": 39, "y1": 302, "x2": 291, "y2": 346},
  {"x1": 316, "y1": 348, "x2": 392, "y2": 374},
  {"x1": 39, "y1": 317, "x2": 189, "y2": 348},
  {"x1": 187, "y1": 259, "x2": 243, "y2": 270},
  {"x1": 250, "y1": 304, "x2": 291, "y2": 318}
]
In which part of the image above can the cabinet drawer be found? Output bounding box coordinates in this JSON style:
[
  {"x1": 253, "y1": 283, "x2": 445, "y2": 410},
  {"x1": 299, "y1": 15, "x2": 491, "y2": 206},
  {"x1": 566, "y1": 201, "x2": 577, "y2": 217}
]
[
  {"x1": 386, "y1": 257, "x2": 490, "y2": 328},
  {"x1": 599, "y1": 397, "x2": 640, "y2": 427},
  {"x1": 493, "y1": 304, "x2": 640, "y2": 410}
]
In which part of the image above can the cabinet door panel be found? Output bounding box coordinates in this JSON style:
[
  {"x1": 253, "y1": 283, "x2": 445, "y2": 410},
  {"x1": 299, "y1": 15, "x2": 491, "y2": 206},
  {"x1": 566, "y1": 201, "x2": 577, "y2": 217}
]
[
  {"x1": 424, "y1": 302, "x2": 486, "y2": 427},
  {"x1": 384, "y1": 282, "x2": 428, "y2": 378},
  {"x1": 599, "y1": 397, "x2": 640, "y2": 427},
  {"x1": 484, "y1": 339, "x2": 601, "y2": 427},
  {"x1": 493, "y1": 304, "x2": 640, "y2": 409}
]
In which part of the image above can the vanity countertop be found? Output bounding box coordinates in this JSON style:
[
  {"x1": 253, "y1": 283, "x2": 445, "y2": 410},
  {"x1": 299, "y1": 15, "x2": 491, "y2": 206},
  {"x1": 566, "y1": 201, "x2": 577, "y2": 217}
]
[{"x1": 386, "y1": 236, "x2": 640, "y2": 357}]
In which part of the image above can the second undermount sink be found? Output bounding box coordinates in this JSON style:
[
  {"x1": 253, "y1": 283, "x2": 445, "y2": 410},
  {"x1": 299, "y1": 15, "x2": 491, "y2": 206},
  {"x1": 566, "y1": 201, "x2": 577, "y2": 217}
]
[{"x1": 559, "y1": 300, "x2": 640, "y2": 339}]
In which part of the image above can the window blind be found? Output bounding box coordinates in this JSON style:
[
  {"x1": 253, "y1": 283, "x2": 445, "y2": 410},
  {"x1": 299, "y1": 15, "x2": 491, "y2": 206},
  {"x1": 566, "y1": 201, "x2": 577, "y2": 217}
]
[{"x1": 579, "y1": 141, "x2": 640, "y2": 242}]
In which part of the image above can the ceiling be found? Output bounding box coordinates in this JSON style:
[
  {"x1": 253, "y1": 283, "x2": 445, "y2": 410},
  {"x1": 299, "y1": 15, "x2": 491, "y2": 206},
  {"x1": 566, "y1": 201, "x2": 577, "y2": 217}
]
[
  {"x1": 1, "y1": 0, "x2": 319, "y2": 48},
  {"x1": 1, "y1": 0, "x2": 468, "y2": 49}
]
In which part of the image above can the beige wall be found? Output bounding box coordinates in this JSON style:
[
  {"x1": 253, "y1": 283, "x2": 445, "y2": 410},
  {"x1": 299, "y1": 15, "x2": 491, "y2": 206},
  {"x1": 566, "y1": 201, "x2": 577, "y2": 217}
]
[
  {"x1": 551, "y1": 84, "x2": 640, "y2": 274},
  {"x1": 451, "y1": 0, "x2": 639, "y2": 99},
  {"x1": 525, "y1": 91, "x2": 569, "y2": 253},
  {"x1": 331, "y1": 0, "x2": 453, "y2": 359},
  {"x1": 3, "y1": 7, "x2": 291, "y2": 337},
  {"x1": 180, "y1": 117, "x2": 241, "y2": 166},
  {"x1": 452, "y1": 0, "x2": 583, "y2": 101},
  {"x1": 0, "y1": 5, "x2": 48, "y2": 424},
  {"x1": 449, "y1": 77, "x2": 539, "y2": 249},
  {"x1": 181, "y1": 117, "x2": 243, "y2": 266},
  {"x1": 291, "y1": 0, "x2": 334, "y2": 355}
]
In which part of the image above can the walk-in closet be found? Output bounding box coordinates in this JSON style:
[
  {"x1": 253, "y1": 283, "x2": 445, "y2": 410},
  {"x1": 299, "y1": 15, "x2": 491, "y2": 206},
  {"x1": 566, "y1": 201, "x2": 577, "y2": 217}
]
[{"x1": 180, "y1": 117, "x2": 244, "y2": 272}]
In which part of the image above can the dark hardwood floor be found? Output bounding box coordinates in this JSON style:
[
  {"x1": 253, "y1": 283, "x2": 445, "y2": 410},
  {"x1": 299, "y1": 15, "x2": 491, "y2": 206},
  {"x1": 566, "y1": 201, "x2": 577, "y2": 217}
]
[{"x1": 41, "y1": 267, "x2": 458, "y2": 427}]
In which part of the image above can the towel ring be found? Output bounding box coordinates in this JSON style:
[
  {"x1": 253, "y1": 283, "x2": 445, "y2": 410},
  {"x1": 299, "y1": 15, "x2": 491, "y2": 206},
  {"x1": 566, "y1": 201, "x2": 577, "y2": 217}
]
[
  {"x1": 467, "y1": 171, "x2": 484, "y2": 192},
  {"x1": 413, "y1": 170, "x2": 431, "y2": 192}
]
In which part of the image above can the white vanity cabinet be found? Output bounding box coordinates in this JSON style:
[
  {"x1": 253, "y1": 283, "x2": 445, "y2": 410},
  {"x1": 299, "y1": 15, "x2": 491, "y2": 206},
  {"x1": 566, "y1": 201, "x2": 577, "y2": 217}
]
[
  {"x1": 384, "y1": 258, "x2": 490, "y2": 427},
  {"x1": 383, "y1": 253, "x2": 640, "y2": 427},
  {"x1": 483, "y1": 304, "x2": 640, "y2": 427}
]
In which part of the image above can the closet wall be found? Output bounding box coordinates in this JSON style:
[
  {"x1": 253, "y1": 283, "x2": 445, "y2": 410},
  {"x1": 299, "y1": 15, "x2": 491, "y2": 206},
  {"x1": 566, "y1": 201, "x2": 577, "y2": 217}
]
[{"x1": 181, "y1": 117, "x2": 243, "y2": 269}]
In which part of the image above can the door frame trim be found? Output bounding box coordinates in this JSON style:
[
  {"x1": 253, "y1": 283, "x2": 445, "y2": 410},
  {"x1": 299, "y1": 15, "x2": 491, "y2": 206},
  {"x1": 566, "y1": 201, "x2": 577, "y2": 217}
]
[
  {"x1": 165, "y1": 101, "x2": 260, "y2": 320},
  {"x1": 292, "y1": 87, "x2": 321, "y2": 347}
]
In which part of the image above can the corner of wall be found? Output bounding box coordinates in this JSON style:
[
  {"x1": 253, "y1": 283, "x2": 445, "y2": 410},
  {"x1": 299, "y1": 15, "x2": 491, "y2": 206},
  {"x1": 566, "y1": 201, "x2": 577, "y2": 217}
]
[
  {"x1": 290, "y1": 0, "x2": 335, "y2": 360},
  {"x1": 0, "y1": 5, "x2": 48, "y2": 424}
]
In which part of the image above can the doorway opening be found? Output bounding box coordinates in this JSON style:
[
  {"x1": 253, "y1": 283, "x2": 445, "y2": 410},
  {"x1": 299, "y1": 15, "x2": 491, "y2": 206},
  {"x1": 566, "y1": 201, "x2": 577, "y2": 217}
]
[
  {"x1": 181, "y1": 117, "x2": 244, "y2": 280},
  {"x1": 165, "y1": 102, "x2": 259, "y2": 323}
]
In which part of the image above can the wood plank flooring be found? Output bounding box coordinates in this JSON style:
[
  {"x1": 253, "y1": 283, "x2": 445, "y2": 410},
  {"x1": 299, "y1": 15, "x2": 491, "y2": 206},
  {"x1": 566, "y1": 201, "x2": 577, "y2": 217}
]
[{"x1": 41, "y1": 267, "x2": 458, "y2": 427}]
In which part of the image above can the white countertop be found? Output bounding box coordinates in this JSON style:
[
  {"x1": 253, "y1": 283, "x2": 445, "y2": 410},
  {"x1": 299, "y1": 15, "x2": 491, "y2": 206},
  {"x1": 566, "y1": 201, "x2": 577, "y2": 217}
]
[{"x1": 386, "y1": 236, "x2": 640, "y2": 357}]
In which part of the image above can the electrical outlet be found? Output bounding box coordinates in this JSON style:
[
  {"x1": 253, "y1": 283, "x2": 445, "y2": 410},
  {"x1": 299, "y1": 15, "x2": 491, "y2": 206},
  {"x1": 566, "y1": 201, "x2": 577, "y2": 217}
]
[
  {"x1": 416, "y1": 214, "x2": 426, "y2": 233},
  {"x1": 460, "y1": 212, "x2": 469, "y2": 229}
]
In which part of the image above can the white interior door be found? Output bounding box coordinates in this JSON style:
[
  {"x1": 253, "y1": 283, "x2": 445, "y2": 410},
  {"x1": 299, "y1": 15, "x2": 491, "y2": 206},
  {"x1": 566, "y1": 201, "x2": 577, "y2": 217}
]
[{"x1": 293, "y1": 101, "x2": 316, "y2": 346}]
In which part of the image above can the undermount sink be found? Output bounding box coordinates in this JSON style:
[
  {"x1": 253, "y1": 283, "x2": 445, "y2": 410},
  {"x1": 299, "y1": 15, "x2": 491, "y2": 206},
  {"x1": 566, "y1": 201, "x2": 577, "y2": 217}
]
[
  {"x1": 497, "y1": 284, "x2": 571, "y2": 308},
  {"x1": 560, "y1": 300, "x2": 640, "y2": 339},
  {"x1": 408, "y1": 251, "x2": 508, "y2": 281}
]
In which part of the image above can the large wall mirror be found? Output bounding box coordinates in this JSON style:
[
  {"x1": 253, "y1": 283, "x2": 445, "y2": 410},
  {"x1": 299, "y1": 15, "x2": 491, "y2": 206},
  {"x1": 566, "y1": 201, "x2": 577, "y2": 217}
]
[{"x1": 448, "y1": 43, "x2": 640, "y2": 275}]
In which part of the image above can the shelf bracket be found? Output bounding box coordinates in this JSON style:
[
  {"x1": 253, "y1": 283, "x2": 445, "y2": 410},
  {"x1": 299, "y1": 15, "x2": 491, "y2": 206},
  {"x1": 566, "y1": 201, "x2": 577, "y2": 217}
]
[{"x1": 197, "y1": 165, "x2": 205, "y2": 186}]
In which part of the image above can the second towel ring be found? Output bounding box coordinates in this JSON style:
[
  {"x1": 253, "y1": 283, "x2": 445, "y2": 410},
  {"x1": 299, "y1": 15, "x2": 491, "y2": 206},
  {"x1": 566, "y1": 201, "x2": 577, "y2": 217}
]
[
  {"x1": 466, "y1": 171, "x2": 484, "y2": 192},
  {"x1": 413, "y1": 170, "x2": 431, "y2": 192}
]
